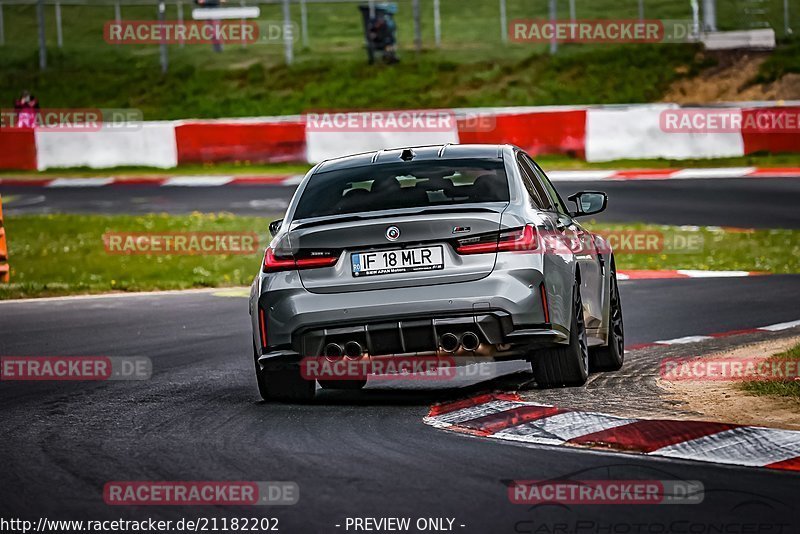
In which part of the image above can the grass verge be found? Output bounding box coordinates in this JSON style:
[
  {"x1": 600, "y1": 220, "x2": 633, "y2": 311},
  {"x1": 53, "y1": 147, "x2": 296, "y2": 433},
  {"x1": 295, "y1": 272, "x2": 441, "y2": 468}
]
[
  {"x1": 3, "y1": 153, "x2": 800, "y2": 179},
  {"x1": 585, "y1": 222, "x2": 800, "y2": 274},
  {"x1": 740, "y1": 343, "x2": 800, "y2": 399},
  {"x1": 1, "y1": 215, "x2": 798, "y2": 299},
  {"x1": 0, "y1": 213, "x2": 277, "y2": 299}
]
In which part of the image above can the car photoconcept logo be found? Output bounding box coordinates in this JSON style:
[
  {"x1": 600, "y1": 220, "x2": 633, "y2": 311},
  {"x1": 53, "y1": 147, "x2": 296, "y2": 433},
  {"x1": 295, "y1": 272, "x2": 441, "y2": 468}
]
[{"x1": 385, "y1": 226, "x2": 401, "y2": 241}]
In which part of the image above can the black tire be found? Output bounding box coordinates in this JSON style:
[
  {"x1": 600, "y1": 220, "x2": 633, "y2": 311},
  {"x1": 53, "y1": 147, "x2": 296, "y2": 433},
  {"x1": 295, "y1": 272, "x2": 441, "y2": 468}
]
[
  {"x1": 319, "y1": 379, "x2": 367, "y2": 390},
  {"x1": 589, "y1": 266, "x2": 625, "y2": 372},
  {"x1": 532, "y1": 283, "x2": 589, "y2": 388},
  {"x1": 253, "y1": 348, "x2": 316, "y2": 402}
]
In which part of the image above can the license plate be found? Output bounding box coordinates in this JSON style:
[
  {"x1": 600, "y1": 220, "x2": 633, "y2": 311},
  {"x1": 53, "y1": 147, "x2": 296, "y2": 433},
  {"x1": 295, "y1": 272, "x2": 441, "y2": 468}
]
[{"x1": 351, "y1": 246, "x2": 444, "y2": 277}]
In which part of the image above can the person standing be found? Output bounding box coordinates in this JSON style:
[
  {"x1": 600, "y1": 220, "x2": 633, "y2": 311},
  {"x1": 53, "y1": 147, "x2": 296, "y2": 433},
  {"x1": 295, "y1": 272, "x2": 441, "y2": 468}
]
[{"x1": 14, "y1": 91, "x2": 40, "y2": 128}]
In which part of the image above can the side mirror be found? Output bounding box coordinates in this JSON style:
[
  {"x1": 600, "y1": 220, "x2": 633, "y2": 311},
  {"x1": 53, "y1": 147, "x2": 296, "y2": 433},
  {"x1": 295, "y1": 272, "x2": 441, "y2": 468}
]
[
  {"x1": 268, "y1": 219, "x2": 283, "y2": 237},
  {"x1": 568, "y1": 191, "x2": 607, "y2": 218}
]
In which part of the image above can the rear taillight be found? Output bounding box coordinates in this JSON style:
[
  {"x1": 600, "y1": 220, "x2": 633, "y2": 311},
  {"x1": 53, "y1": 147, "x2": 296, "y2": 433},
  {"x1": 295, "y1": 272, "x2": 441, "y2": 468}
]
[
  {"x1": 456, "y1": 225, "x2": 539, "y2": 255},
  {"x1": 262, "y1": 247, "x2": 339, "y2": 273}
]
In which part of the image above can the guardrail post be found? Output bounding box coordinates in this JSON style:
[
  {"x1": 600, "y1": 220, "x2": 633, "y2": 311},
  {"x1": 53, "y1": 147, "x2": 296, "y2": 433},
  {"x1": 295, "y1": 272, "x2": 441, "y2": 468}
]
[
  {"x1": 177, "y1": 0, "x2": 184, "y2": 48},
  {"x1": 114, "y1": 2, "x2": 121, "y2": 46},
  {"x1": 37, "y1": 0, "x2": 46, "y2": 70},
  {"x1": 702, "y1": 0, "x2": 717, "y2": 31},
  {"x1": 548, "y1": 0, "x2": 557, "y2": 54},
  {"x1": 499, "y1": 0, "x2": 507, "y2": 42},
  {"x1": 1, "y1": 2, "x2": 6, "y2": 46},
  {"x1": 413, "y1": 0, "x2": 421, "y2": 51},
  {"x1": 300, "y1": 0, "x2": 309, "y2": 48},
  {"x1": 55, "y1": 2, "x2": 63, "y2": 48},
  {"x1": 158, "y1": 0, "x2": 168, "y2": 73},
  {"x1": 433, "y1": 0, "x2": 441, "y2": 47},
  {"x1": 282, "y1": 0, "x2": 293, "y2": 65},
  {"x1": 240, "y1": 0, "x2": 246, "y2": 48}
]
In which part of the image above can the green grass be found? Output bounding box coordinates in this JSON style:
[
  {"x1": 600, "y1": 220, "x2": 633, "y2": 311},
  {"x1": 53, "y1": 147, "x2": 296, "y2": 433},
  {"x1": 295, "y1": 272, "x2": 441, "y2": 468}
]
[
  {"x1": 1, "y1": 214, "x2": 798, "y2": 299},
  {"x1": 740, "y1": 343, "x2": 800, "y2": 399},
  {"x1": 0, "y1": 213, "x2": 278, "y2": 299},
  {"x1": 3, "y1": 152, "x2": 800, "y2": 179},
  {"x1": 755, "y1": 37, "x2": 800, "y2": 84},
  {"x1": 1, "y1": 0, "x2": 796, "y2": 119},
  {"x1": 0, "y1": 43, "x2": 705, "y2": 119},
  {"x1": 585, "y1": 223, "x2": 800, "y2": 274}
]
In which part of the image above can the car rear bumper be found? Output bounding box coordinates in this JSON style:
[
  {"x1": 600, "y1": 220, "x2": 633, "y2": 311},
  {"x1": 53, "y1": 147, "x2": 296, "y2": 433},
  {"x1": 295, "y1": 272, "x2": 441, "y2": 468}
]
[
  {"x1": 254, "y1": 266, "x2": 566, "y2": 362},
  {"x1": 257, "y1": 322, "x2": 567, "y2": 366}
]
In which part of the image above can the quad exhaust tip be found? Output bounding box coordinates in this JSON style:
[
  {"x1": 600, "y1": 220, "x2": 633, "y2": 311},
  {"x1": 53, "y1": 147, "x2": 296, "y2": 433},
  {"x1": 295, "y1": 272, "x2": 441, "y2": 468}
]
[
  {"x1": 461, "y1": 332, "x2": 480, "y2": 351},
  {"x1": 344, "y1": 341, "x2": 363, "y2": 359},
  {"x1": 439, "y1": 333, "x2": 460, "y2": 353},
  {"x1": 324, "y1": 343, "x2": 344, "y2": 360}
]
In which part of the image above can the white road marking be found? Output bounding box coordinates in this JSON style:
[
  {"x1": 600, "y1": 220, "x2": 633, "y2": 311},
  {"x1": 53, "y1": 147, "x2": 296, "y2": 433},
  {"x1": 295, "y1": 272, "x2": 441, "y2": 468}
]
[
  {"x1": 163, "y1": 176, "x2": 234, "y2": 186},
  {"x1": 46, "y1": 178, "x2": 114, "y2": 187},
  {"x1": 676, "y1": 270, "x2": 754, "y2": 278},
  {"x1": 758, "y1": 319, "x2": 800, "y2": 331},
  {"x1": 654, "y1": 335, "x2": 714, "y2": 345},
  {"x1": 547, "y1": 170, "x2": 617, "y2": 181},
  {"x1": 0, "y1": 287, "x2": 247, "y2": 305},
  {"x1": 669, "y1": 167, "x2": 756, "y2": 179}
]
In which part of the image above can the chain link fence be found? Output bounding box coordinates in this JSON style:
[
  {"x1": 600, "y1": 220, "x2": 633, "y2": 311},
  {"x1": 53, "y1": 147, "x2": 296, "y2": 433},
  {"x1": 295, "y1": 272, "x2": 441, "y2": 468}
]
[{"x1": 0, "y1": 0, "x2": 796, "y2": 70}]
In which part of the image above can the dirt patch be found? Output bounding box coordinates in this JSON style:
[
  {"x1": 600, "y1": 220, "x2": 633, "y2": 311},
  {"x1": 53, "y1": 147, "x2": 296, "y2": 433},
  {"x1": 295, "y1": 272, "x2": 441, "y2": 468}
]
[
  {"x1": 662, "y1": 50, "x2": 800, "y2": 103},
  {"x1": 660, "y1": 336, "x2": 800, "y2": 430}
]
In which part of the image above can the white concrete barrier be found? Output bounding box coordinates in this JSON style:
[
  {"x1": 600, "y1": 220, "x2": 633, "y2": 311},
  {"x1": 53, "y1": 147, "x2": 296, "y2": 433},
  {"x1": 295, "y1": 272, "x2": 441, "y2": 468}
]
[
  {"x1": 702, "y1": 29, "x2": 776, "y2": 50},
  {"x1": 35, "y1": 122, "x2": 178, "y2": 170},
  {"x1": 305, "y1": 111, "x2": 460, "y2": 163},
  {"x1": 306, "y1": 130, "x2": 460, "y2": 164},
  {"x1": 585, "y1": 105, "x2": 745, "y2": 162}
]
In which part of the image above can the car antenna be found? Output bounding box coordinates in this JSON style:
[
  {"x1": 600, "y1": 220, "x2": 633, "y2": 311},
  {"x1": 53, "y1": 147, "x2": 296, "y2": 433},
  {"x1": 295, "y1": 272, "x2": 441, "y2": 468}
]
[{"x1": 400, "y1": 148, "x2": 416, "y2": 161}]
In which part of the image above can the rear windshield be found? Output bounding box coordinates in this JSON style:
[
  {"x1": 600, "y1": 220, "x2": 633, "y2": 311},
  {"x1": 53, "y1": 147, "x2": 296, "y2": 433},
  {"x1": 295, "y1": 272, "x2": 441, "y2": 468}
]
[{"x1": 293, "y1": 159, "x2": 509, "y2": 220}]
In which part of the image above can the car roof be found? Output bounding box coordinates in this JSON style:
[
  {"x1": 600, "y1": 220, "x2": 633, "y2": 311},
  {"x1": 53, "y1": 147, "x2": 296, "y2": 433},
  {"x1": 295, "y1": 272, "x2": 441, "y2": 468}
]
[{"x1": 314, "y1": 144, "x2": 509, "y2": 173}]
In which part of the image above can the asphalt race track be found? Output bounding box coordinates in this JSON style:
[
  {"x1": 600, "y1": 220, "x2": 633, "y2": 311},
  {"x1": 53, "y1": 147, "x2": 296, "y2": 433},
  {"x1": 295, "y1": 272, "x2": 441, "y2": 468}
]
[
  {"x1": 2, "y1": 275, "x2": 800, "y2": 532},
  {"x1": 2, "y1": 177, "x2": 799, "y2": 228},
  {"x1": 1, "y1": 174, "x2": 799, "y2": 531}
]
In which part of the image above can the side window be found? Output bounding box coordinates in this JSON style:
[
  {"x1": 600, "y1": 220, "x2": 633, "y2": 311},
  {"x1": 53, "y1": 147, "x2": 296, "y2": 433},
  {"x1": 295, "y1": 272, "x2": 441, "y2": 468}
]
[
  {"x1": 527, "y1": 156, "x2": 569, "y2": 216},
  {"x1": 515, "y1": 154, "x2": 548, "y2": 209}
]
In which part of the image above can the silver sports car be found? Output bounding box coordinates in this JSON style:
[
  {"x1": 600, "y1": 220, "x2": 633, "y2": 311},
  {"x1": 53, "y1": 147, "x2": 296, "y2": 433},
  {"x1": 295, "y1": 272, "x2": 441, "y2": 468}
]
[{"x1": 249, "y1": 144, "x2": 624, "y2": 401}]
